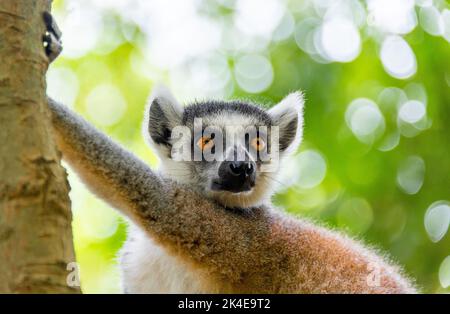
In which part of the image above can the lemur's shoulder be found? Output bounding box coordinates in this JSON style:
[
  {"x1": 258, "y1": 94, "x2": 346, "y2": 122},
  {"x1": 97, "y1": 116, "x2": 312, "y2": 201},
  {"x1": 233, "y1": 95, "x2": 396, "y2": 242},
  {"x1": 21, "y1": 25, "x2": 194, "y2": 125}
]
[{"x1": 130, "y1": 184, "x2": 417, "y2": 293}]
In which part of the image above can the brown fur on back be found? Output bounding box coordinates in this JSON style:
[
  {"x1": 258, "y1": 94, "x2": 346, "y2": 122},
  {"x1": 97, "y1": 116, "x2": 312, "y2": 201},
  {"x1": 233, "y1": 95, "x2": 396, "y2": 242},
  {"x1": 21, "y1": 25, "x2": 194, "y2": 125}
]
[{"x1": 141, "y1": 186, "x2": 416, "y2": 293}]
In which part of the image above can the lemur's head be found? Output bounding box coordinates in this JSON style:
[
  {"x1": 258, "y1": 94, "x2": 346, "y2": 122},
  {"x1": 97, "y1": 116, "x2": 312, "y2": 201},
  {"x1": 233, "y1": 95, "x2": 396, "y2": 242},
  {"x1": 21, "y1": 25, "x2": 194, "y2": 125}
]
[{"x1": 144, "y1": 86, "x2": 304, "y2": 208}]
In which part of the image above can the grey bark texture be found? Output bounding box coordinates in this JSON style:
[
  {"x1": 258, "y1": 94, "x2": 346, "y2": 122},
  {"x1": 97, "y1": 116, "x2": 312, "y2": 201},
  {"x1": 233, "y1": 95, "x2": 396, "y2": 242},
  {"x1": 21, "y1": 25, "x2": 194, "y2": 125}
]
[{"x1": 0, "y1": 0, "x2": 79, "y2": 293}]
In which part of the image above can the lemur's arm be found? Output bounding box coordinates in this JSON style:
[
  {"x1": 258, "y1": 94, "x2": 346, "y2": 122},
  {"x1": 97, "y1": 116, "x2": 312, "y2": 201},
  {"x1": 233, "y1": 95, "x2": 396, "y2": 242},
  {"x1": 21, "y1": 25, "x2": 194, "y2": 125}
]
[{"x1": 47, "y1": 98, "x2": 166, "y2": 224}]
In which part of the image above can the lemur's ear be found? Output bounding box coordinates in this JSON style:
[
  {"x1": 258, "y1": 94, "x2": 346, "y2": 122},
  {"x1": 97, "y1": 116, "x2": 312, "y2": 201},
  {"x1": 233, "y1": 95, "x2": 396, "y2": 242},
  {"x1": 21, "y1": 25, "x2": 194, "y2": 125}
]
[
  {"x1": 144, "y1": 85, "x2": 183, "y2": 148},
  {"x1": 268, "y1": 91, "x2": 304, "y2": 154}
]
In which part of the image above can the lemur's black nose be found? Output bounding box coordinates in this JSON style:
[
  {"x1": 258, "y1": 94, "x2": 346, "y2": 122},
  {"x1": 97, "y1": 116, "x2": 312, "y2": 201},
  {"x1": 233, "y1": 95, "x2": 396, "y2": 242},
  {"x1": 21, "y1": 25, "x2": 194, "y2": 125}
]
[
  {"x1": 228, "y1": 161, "x2": 255, "y2": 176},
  {"x1": 213, "y1": 161, "x2": 256, "y2": 193}
]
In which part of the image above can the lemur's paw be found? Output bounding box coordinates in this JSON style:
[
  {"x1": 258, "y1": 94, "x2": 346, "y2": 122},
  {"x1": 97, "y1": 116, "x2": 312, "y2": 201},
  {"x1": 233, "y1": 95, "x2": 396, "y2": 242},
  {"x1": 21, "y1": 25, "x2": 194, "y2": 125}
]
[{"x1": 42, "y1": 11, "x2": 62, "y2": 63}]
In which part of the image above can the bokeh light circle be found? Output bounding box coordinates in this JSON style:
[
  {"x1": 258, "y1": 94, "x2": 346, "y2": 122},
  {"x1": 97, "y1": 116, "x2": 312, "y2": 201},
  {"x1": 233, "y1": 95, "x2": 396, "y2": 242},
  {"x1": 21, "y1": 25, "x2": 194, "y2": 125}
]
[
  {"x1": 345, "y1": 98, "x2": 385, "y2": 143},
  {"x1": 419, "y1": 6, "x2": 444, "y2": 36},
  {"x1": 47, "y1": 67, "x2": 79, "y2": 108},
  {"x1": 234, "y1": 55, "x2": 274, "y2": 93},
  {"x1": 439, "y1": 256, "x2": 450, "y2": 288},
  {"x1": 367, "y1": 0, "x2": 417, "y2": 34},
  {"x1": 396, "y1": 155, "x2": 425, "y2": 195},
  {"x1": 337, "y1": 198, "x2": 374, "y2": 234},
  {"x1": 398, "y1": 100, "x2": 426, "y2": 124},
  {"x1": 380, "y1": 35, "x2": 417, "y2": 79},
  {"x1": 424, "y1": 201, "x2": 450, "y2": 243},
  {"x1": 86, "y1": 84, "x2": 127, "y2": 126},
  {"x1": 295, "y1": 150, "x2": 327, "y2": 189},
  {"x1": 319, "y1": 18, "x2": 361, "y2": 62}
]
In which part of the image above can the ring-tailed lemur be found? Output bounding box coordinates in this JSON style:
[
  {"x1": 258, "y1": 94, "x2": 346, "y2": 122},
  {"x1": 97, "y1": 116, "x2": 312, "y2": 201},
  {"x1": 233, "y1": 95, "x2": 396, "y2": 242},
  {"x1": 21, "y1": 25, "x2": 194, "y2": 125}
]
[{"x1": 42, "y1": 13, "x2": 416, "y2": 293}]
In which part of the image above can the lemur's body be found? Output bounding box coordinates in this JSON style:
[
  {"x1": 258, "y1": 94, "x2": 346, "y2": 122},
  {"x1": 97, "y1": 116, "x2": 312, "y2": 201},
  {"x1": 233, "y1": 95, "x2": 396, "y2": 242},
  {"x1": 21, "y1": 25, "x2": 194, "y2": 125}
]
[
  {"x1": 43, "y1": 14, "x2": 416, "y2": 293},
  {"x1": 47, "y1": 96, "x2": 416, "y2": 294}
]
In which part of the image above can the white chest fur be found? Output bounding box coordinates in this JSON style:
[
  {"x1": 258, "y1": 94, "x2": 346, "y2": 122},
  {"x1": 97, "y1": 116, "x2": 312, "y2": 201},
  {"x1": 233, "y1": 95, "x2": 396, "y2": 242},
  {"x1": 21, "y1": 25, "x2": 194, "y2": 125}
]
[{"x1": 119, "y1": 225, "x2": 206, "y2": 293}]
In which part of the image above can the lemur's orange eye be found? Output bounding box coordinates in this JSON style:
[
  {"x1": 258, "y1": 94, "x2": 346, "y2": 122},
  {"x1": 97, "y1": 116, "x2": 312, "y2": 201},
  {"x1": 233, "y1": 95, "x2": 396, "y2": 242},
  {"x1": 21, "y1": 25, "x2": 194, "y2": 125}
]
[
  {"x1": 197, "y1": 136, "x2": 214, "y2": 151},
  {"x1": 251, "y1": 137, "x2": 265, "y2": 152}
]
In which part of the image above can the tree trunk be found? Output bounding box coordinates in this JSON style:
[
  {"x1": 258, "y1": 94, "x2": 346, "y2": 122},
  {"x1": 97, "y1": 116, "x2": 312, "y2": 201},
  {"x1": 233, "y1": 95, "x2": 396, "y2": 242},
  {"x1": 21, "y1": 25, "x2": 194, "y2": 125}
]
[{"x1": 0, "y1": 0, "x2": 79, "y2": 293}]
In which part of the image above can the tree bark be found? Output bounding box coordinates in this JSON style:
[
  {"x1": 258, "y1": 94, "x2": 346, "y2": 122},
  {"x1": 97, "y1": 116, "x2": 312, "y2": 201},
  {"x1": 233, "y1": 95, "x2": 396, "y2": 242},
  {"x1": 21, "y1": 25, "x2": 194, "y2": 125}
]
[{"x1": 0, "y1": 0, "x2": 79, "y2": 293}]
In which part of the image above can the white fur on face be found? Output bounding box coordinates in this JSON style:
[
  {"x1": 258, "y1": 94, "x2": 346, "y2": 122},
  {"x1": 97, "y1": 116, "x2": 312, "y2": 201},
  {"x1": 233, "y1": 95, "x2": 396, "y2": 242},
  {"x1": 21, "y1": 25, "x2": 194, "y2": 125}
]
[{"x1": 143, "y1": 89, "x2": 305, "y2": 208}]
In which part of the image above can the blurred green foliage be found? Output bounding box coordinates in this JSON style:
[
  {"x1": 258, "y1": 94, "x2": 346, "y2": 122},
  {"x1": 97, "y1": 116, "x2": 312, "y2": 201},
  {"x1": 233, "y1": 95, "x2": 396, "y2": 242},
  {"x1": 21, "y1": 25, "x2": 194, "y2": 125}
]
[{"x1": 49, "y1": 0, "x2": 449, "y2": 293}]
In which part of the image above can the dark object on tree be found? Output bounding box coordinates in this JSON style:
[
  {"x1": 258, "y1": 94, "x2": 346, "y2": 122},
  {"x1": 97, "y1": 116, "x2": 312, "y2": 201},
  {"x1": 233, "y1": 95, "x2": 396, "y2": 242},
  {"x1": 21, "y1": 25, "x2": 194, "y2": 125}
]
[{"x1": 42, "y1": 11, "x2": 62, "y2": 63}]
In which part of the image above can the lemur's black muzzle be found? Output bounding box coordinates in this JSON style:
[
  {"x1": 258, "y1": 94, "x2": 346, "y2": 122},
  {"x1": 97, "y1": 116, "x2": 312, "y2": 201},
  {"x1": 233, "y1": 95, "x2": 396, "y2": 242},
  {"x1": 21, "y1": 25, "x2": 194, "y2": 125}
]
[{"x1": 212, "y1": 161, "x2": 256, "y2": 193}]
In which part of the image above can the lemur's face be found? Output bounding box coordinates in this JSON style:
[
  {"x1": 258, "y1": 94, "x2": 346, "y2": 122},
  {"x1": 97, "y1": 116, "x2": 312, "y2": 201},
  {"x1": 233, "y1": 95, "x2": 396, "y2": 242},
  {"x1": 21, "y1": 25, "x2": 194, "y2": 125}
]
[{"x1": 145, "y1": 87, "x2": 304, "y2": 208}]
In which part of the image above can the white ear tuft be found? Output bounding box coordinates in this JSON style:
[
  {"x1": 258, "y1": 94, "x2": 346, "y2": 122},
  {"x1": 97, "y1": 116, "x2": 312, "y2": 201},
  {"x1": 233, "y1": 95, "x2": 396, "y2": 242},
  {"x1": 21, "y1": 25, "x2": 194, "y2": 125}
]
[
  {"x1": 143, "y1": 85, "x2": 184, "y2": 149},
  {"x1": 268, "y1": 91, "x2": 304, "y2": 120},
  {"x1": 147, "y1": 84, "x2": 184, "y2": 117},
  {"x1": 268, "y1": 91, "x2": 305, "y2": 154}
]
